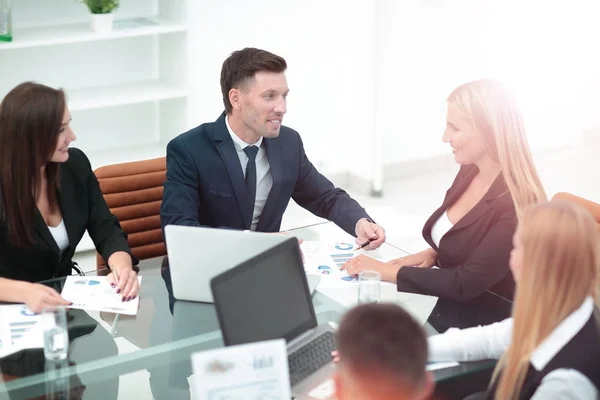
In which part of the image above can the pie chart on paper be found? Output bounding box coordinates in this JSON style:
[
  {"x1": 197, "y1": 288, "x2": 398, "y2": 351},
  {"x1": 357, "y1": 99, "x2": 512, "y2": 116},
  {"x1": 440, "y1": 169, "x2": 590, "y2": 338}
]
[{"x1": 334, "y1": 243, "x2": 353, "y2": 251}]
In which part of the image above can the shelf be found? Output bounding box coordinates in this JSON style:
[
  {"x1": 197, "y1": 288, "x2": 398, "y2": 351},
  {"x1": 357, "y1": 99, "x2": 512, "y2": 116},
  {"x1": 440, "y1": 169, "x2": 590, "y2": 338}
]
[
  {"x1": 0, "y1": 17, "x2": 186, "y2": 50},
  {"x1": 68, "y1": 81, "x2": 187, "y2": 111}
]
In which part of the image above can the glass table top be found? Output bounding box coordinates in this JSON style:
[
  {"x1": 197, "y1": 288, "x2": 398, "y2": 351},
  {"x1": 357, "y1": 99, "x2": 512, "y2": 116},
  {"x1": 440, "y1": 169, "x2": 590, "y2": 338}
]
[{"x1": 0, "y1": 221, "x2": 511, "y2": 399}]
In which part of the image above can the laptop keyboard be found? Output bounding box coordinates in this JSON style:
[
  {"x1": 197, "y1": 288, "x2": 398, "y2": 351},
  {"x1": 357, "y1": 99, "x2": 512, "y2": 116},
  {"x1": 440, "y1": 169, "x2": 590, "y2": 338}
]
[{"x1": 288, "y1": 331, "x2": 336, "y2": 386}]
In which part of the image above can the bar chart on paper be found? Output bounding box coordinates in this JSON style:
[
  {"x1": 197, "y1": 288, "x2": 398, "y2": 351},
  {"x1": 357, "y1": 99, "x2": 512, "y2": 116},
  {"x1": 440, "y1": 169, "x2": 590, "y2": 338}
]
[
  {"x1": 330, "y1": 242, "x2": 354, "y2": 267},
  {"x1": 301, "y1": 241, "x2": 357, "y2": 282},
  {"x1": 6, "y1": 306, "x2": 38, "y2": 342},
  {"x1": 0, "y1": 304, "x2": 44, "y2": 358},
  {"x1": 301, "y1": 241, "x2": 392, "y2": 289}
]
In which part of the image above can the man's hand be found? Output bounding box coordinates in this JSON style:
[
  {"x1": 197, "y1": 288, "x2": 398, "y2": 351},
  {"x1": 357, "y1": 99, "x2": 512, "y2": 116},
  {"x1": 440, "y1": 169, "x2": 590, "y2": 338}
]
[{"x1": 355, "y1": 218, "x2": 386, "y2": 250}]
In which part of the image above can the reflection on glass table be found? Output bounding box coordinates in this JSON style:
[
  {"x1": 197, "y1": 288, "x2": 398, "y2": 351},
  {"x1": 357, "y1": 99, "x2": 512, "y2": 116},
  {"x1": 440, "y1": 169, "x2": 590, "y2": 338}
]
[{"x1": 0, "y1": 221, "x2": 511, "y2": 399}]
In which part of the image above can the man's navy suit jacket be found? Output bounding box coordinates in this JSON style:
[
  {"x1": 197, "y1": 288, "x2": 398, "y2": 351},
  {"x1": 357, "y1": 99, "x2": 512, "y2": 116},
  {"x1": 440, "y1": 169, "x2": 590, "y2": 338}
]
[{"x1": 160, "y1": 113, "x2": 371, "y2": 236}]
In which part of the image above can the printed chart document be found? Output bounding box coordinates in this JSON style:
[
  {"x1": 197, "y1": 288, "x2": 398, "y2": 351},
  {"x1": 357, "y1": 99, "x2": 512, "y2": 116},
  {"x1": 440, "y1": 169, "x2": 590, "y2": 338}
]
[
  {"x1": 301, "y1": 241, "x2": 438, "y2": 325},
  {"x1": 301, "y1": 241, "x2": 390, "y2": 288},
  {"x1": 61, "y1": 276, "x2": 142, "y2": 315},
  {"x1": 302, "y1": 241, "x2": 356, "y2": 275},
  {"x1": 0, "y1": 304, "x2": 44, "y2": 358},
  {"x1": 191, "y1": 339, "x2": 290, "y2": 400}
]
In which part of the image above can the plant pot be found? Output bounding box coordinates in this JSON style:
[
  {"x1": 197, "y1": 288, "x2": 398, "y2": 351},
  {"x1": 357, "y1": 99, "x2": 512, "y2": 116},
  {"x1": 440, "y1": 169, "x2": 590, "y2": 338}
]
[{"x1": 90, "y1": 13, "x2": 114, "y2": 33}]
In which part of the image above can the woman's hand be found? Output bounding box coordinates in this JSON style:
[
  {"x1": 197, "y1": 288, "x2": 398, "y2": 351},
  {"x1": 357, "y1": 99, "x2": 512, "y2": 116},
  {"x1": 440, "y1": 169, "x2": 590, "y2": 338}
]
[
  {"x1": 23, "y1": 283, "x2": 71, "y2": 314},
  {"x1": 387, "y1": 248, "x2": 437, "y2": 269},
  {"x1": 107, "y1": 266, "x2": 139, "y2": 301},
  {"x1": 340, "y1": 254, "x2": 400, "y2": 283},
  {"x1": 107, "y1": 251, "x2": 139, "y2": 301}
]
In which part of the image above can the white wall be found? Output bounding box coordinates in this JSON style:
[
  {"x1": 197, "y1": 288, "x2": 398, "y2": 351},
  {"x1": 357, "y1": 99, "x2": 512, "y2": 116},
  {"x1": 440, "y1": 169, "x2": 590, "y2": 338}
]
[
  {"x1": 376, "y1": 0, "x2": 490, "y2": 167},
  {"x1": 6, "y1": 0, "x2": 598, "y2": 184},
  {"x1": 377, "y1": 0, "x2": 594, "y2": 171},
  {"x1": 185, "y1": 0, "x2": 599, "y2": 185},
  {"x1": 577, "y1": 1, "x2": 600, "y2": 135},
  {"x1": 186, "y1": 0, "x2": 377, "y2": 176}
]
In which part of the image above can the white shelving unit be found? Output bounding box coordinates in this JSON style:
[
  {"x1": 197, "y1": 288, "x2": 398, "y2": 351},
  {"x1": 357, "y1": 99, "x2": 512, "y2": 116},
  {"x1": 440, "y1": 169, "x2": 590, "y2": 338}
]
[
  {"x1": 0, "y1": 0, "x2": 191, "y2": 253},
  {"x1": 68, "y1": 81, "x2": 187, "y2": 111},
  {"x1": 0, "y1": 17, "x2": 185, "y2": 50}
]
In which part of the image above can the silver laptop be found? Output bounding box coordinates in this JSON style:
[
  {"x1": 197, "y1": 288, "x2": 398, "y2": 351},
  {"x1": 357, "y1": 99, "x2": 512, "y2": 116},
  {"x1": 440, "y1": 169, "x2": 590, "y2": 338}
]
[
  {"x1": 164, "y1": 225, "x2": 321, "y2": 303},
  {"x1": 211, "y1": 238, "x2": 337, "y2": 399}
]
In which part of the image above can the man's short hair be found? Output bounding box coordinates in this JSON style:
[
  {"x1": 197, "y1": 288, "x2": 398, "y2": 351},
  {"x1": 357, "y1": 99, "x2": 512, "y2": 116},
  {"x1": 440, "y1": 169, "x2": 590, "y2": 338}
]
[
  {"x1": 220, "y1": 47, "x2": 287, "y2": 114},
  {"x1": 337, "y1": 303, "x2": 428, "y2": 388}
]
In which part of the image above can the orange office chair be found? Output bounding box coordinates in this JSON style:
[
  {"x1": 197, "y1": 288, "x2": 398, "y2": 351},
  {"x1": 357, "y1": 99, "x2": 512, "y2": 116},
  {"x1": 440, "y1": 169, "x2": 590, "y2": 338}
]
[
  {"x1": 93, "y1": 157, "x2": 167, "y2": 270},
  {"x1": 93, "y1": 157, "x2": 167, "y2": 344},
  {"x1": 551, "y1": 192, "x2": 600, "y2": 224}
]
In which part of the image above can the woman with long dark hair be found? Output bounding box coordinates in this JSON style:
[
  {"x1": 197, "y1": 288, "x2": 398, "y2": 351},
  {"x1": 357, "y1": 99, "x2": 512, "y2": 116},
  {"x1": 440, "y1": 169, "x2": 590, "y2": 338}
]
[{"x1": 0, "y1": 82, "x2": 139, "y2": 312}]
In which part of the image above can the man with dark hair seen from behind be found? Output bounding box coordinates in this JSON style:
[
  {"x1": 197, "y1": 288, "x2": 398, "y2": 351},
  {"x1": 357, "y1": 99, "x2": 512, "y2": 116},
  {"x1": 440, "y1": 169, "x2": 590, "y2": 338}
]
[
  {"x1": 333, "y1": 303, "x2": 433, "y2": 400},
  {"x1": 161, "y1": 48, "x2": 386, "y2": 249}
]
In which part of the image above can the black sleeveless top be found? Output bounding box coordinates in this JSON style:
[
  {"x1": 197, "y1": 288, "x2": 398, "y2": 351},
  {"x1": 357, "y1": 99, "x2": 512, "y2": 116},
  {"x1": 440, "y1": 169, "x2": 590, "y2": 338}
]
[{"x1": 486, "y1": 308, "x2": 600, "y2": 399}]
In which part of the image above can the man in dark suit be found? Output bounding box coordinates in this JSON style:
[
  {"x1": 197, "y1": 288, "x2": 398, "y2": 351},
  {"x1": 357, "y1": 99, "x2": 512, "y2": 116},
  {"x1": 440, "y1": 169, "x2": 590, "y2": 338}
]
[{"x1": 160, "y1": 47, "x2": 385, "y2": 246}]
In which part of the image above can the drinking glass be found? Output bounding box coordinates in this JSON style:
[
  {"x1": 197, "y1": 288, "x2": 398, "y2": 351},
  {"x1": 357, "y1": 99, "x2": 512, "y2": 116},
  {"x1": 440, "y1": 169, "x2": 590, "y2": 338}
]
[
  {"x1": 41, "y1": 306, "x2": 69, "y2": 361},
  {"x1": 358, "y1": 270, "x2": 381, "y2": 304}
]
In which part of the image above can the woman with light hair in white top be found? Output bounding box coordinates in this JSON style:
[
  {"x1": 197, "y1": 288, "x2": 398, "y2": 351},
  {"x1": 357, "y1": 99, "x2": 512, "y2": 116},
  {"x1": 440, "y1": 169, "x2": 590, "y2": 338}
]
[{"x1": 429, "y1": 200, "x2": 600, "y2": 399}]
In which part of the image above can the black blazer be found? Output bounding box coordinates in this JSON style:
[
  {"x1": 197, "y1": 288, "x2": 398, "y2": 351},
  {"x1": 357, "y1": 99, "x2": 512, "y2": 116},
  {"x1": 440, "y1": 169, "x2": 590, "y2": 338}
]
[
  {"x1": 0, "y1": 148, "x2": 135, "y2": 283},
  {"x1": 396, "y1": 164, "x2": 516, "y2": 301},
  {"x1": 160, "y1": 113, "x2": 371, "y2": 235}
]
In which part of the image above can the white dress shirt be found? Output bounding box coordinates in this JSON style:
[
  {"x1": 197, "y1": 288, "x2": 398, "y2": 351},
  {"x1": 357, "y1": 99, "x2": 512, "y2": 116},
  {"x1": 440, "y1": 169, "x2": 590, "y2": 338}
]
[
  {"x1": 430, "y1": 210, "x2": 454, "y2": 248},
  {"x1": 428, "y1": 297, "x2": 598, "y2": 399},
  {"x1": 225, "y1": 116, "x2": 273, "y2": 231},
  {"x1": 48, "y1": 219, "x2": 70, "y2": 254}
]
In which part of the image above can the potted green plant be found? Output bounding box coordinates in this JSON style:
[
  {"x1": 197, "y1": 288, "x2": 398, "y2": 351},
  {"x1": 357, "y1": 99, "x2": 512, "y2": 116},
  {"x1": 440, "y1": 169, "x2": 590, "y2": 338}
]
[{"x1": 79, "y1": 0, "x2": 120, "y2": 33}]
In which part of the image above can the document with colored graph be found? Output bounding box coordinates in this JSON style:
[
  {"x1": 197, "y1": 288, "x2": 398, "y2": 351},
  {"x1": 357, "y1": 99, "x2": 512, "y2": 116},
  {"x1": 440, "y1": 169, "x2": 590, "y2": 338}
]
[
  {"x1": 60, "y1": 276, "x2": 142, "y2": 315},
  {"x1": 300, "y1": 241, "x2": 390, "y2": 289},
  {"x1": 0, "y1": 304, "x2": 44, "y2": 358},
  {"x1": 301, "y1": 241, "x2": 358, "y2": 281}
]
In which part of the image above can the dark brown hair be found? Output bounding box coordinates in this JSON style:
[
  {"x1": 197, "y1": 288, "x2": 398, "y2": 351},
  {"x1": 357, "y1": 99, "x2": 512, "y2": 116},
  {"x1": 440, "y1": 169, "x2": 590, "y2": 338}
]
[
  {"x1": 0, "y1": 82, "x2": 65, "y2": 248},
  {"x1": 337, "y1": 303, "x2": 428, "y2": 388},
  {"x1": 220, "y1": 47, "x2": 287, "y2": 114}
]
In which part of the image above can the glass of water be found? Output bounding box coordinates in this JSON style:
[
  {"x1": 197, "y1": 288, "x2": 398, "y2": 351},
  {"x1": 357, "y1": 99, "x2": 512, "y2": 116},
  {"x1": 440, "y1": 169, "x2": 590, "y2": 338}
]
[
  {"x1": 45, "y1": 359, "x2": 70, "y2": 399},
  {"x1": 41, "y1": 306, "x2": 69, "y2": 361},
  {"x1": 358, "y1": 270, "x2": 381, "y2": 304}
]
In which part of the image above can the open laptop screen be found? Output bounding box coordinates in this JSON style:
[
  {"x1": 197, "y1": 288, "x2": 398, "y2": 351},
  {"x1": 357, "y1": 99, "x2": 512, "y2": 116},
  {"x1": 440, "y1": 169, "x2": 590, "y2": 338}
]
[{"x1": 211, "y1": 238, "x2": 318, "y2": 346}]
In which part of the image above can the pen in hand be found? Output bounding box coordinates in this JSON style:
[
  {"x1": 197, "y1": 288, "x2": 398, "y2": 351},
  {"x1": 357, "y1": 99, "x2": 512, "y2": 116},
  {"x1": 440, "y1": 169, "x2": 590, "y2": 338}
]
[
  {"x1": 112, "y1": 267, "x2": 120, "y2": 294},
  {"x1": 354, "y1": 238, "x2": 375, "y2": 252}
]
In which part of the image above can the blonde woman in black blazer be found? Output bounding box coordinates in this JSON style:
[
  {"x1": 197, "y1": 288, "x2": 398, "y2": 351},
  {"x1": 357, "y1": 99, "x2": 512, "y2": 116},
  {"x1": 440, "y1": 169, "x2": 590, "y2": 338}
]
[
  {"x1": 342, "y1": 79, "x2": 546, "y2": 327},
  {"x1": 0, "y1": 82, "x2": 139, "y2": 313}
]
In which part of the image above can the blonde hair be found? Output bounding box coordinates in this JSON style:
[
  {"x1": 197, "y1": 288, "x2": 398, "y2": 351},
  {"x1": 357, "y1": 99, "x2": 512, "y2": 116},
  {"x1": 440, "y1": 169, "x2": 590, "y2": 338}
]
[
  {"x1": 447, "y1": 79, "x2": 547, "y2": 218},
  {"x1": 493, "y1": 200, "x2": 600, "y2": 399}
]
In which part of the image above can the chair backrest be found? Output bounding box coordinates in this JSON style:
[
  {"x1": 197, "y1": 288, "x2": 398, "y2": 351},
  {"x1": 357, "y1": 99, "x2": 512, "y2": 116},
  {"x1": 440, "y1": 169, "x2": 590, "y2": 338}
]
[
  {"x1": 94, "y1": 157, "x2": 167, "y2": 269},
  {"x1": 551, "y1": 192, "x2": 600, "y2": 224}
]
